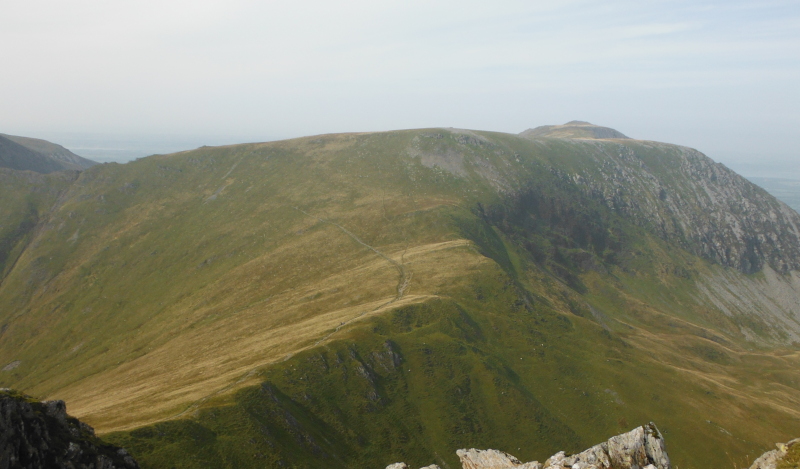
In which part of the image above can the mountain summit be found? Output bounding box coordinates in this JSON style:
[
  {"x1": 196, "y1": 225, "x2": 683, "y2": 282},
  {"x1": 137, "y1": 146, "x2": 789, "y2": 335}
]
[{"x1": 520, "y1": 121, "x2": 630, "y2": 139}]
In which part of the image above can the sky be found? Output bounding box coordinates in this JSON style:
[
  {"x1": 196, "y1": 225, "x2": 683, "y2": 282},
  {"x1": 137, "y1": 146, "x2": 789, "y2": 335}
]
[{"x1": 1, "y1": 0, "x2": 798, "y2": 175}]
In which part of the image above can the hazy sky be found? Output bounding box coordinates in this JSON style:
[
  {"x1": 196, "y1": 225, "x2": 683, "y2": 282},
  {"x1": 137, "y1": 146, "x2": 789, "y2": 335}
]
[{"x1": 1, "y1": 0, "x2": 798, "y2": 172}]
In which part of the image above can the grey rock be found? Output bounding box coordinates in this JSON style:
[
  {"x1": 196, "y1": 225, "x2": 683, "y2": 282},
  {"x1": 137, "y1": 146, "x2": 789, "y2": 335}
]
[
  {"x1": 544, "y1": 423, "x2": 669, "y2": 469},
  {"x1": 0, "y1": 388, "x2": 139, "y2": 469},
  {"x1": 457, "y1": 448, "x2": 525, "y2": 468},
  {"x1": 453, "y1": 423, "x2": 668, "y2": 469},
  {"x1": 518, "y1": 463, "x2": 543, "y2": 469},
  {"x1": 384, "y1": 464, "x2": 441, "y2": 469},
  {"x1": 748, "y1": 438, "x2": 800, "y2": 469}
]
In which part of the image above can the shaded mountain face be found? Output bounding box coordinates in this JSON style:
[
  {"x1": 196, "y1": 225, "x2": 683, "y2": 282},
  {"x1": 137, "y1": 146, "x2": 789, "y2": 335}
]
[
  {"x1": 520, "y1": 121, "x2": 630, "y2": 139},
  {"x1": 0, "y1": 135, "x2": 69, "y2": 173},
  {"x1": 0, "y1": 127, "x2": 799, "y2": 469},
  {"x1": 0, "y1": 133, "x2": 96, "y2": 173}
]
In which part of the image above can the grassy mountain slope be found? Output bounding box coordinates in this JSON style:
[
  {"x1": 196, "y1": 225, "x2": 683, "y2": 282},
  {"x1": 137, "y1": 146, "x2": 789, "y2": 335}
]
[
  {"x1": 0, "y1": 128, "x2": 799, "y2": 468},
  {"x1": 0, "y1": 168, "x2": 78, "y2": 284},
  {"x1": 0, "y1": 133, "x2": 96, "y2": 173}
]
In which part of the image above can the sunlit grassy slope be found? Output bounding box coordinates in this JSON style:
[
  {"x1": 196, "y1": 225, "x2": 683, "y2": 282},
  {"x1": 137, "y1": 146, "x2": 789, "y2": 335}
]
[{"x1": 0, "y1": 129, "x2": 799, "y2": 468}]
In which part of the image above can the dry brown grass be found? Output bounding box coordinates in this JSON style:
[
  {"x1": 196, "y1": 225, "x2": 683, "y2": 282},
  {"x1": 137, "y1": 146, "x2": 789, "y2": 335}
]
[{"x1": 54, "y1": 234, "x2": 486, "y2": 432}]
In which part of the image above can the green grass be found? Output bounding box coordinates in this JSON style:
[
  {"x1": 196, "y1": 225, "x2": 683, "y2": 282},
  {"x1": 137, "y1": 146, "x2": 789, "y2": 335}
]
[
  {"x1": 779, "y1": 441, "x2": 800, "y2": 469},
  {"x1": 108, "y1": 264, "x2": 797, "y2": 468}
]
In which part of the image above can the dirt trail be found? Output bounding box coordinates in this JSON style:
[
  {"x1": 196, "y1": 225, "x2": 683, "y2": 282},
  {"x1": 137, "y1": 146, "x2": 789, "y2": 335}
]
[
  {"x1": 294, "y1": 207, "x2": 410, "y2": 301},
  {"x1": 293, "y1": 207, "x2": 412, "y2": 348},
  {"x1": 170, "y1": 209, "x2": 414, "y2": 419}
]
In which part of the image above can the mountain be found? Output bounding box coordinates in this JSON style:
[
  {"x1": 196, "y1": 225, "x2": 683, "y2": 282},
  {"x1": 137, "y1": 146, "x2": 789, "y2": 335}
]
[
  {"x1": 519, "y1": 121, "x2": 629, "y2": 139},
  {"x1": 0, "y1": 133, "x2": 96, "y2": 173},
  {"x1": 0, "y1": 125, "x2": 799, "y2": 468}
]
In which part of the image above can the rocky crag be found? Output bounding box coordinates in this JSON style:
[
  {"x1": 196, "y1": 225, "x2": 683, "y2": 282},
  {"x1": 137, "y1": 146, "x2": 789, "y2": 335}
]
[
  {"x1": 749, "y1": 438, "x2": 800, "y2": 469},
  {"x1": 385, "y1": 423, "x2": 669, "y2": 469},
  {"x1": 0, "y1": 389, "x2": 138, "y2": 469}
]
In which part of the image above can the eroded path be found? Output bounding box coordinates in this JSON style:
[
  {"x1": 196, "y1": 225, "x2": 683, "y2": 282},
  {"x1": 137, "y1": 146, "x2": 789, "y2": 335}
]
[
  {"x1": 170, "y1": 209, "x2": 413, "y2": 419},
  {"x1": 293, "y1": 207, "x2": 412, "y2": 347}
]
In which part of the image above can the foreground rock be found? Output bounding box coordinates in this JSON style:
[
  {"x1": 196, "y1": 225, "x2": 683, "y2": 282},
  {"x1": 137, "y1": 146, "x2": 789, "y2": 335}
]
[
  {"x1": 0, "y1": 389, "x2": 138, "y2": 469},
  {"x1": 456, "y1": 449, "x2": 542, "y2": 469},
  {"x1": 749, "y1": 438, "x2": 800, "y2": 469},
  {"x1": 385, "y1": 423, "x2": 669, "y2": 469},
  {"x1": 545, "y1": 423, "x2": 668, "y2": 469}
]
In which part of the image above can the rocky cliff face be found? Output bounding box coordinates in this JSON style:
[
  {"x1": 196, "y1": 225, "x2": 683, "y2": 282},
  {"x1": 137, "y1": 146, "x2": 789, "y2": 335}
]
[
  {"x1": 555, "y1": 140, "x2": 800, "y2": 275},
  {"x1": 0, "y1": 389, "x2": 138, "y2": 469},
  {"x1": 385, "y1": 423, "x2": 670, "y2": 469},
  {"x1": 420, "y1": 127, "x2": 800, "y2": 275}
]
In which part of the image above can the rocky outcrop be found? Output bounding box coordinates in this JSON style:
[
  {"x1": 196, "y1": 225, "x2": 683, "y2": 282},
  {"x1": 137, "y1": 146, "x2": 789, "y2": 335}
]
[
  {"x1": 518, "y1": 125, "x2": 800, "y2": 275},
  {"x1": 0, "y1": 389, "x2": 138, "y2": 469},
  {"x1": 386, "y1": 464, "x2": 441, "y2": 469},
  {"x1": 456, "y1": 448, "x2": 542, "y2": 469},
  {"x1": 748, "y1": 438, "x2": 800, "y2": 469},
  {"x1": 567, "y1": 142, "x2": 800, "y2": 275},
  {"x1": 385, "y1": 423, "x2": 669, "y2": 469},
  {"x1": 542, "y1": 423, "x2": 669, "y2": 469}
]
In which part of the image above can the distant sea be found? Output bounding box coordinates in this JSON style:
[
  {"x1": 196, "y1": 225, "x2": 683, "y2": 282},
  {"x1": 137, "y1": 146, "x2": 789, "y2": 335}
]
[
  {"x1": 40, "y1": 133, "x2": 276, "y2": 164},
  {"x1": 747, "y1": 177, "x2": 800, "y2": 213}
]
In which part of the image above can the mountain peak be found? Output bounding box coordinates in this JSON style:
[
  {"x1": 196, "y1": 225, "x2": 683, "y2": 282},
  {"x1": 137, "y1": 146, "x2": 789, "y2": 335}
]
[{"x1": 519, "y1": 121, "x2": 629, "y2": 140}]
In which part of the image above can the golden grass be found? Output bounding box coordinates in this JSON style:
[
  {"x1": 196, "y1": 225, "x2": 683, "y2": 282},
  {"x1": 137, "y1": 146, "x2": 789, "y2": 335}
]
[{"x1": 52, "y1": 236, "x2": 487, "y2": 432}]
